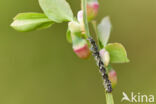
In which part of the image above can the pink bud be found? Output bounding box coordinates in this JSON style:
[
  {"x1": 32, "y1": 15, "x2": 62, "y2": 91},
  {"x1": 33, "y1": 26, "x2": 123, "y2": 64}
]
[
  {"x1": 77, "y1": 10, "x2": 85, "y2": 34},
  {"x1": 108, "y1": 69, "x2": 117, "y2": 88},
  {"x1": 73, "y1": 39, "x2": 90, "y2": 59},
  {"x1": 77, "y1": 10, "x2": 83, "y2": 23},
  {"x1": 87, "y1": 1, "x2": 99, "y2": 21}
]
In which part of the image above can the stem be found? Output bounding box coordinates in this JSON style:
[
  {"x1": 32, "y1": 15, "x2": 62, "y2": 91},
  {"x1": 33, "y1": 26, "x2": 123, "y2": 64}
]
[
  {"x1": 82, "y1": 0, "x2": 90, "y2": 37},
  {"x1": 82, "y1": 0, "x2": 114, "y2": 104},
  {"x1": 91, "y1": 21, "x2": 100, "y2": 48},
  {"x1": 106, "y1": 93, "x2": 114, "y2": 104}
]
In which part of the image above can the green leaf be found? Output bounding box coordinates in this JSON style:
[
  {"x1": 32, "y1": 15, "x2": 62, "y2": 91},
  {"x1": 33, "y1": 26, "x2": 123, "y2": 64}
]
[
  {"x1": 98, "y1": 16, "x2": 112, "y2": 47},
  {"x1": 39, "y1": 0, "x2": 74, "y2": 23},
  {"x1": 105, "y1": 43, "x2": 130, "y2": 63},
  {"x1": 10, "y1": 13, "x2": 54, "y2": 32},
  {"x1": 66, "y1": 29, "x2": 72, "y2": 43}
]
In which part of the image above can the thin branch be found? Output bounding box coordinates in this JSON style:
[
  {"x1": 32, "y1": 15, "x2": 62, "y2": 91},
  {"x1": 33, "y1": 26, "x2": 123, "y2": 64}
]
[
  {"x1": 91, "y1": 21, "x2": 100, "y2": 48},
  {"x1": 82, "y1": 0, "x2": 90, "y2": 37},
  {"x1": 82, "y1": 0, "x2": 112, "y2": 93},
  {"x1": 82, "y1": 0, "x2": 114, "y2": 104}
]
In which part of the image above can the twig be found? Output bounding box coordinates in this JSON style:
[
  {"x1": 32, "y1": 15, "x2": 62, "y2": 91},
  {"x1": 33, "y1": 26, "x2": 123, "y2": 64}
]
[
  {"x1": 82, "y1": 0, "x2": 112, "y2": 93},
  {"x1": 82, "y1": 0, "x2": 114, "y2": 104}
]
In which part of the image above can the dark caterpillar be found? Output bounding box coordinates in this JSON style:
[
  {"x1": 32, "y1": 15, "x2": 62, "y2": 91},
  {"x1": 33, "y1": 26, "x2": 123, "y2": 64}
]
[{"x1": 88, "y1": 37, "x2": 112, "y2": 93}]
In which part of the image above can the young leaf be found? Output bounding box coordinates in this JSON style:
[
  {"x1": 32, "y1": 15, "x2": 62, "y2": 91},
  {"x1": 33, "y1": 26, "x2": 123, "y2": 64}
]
[
  {"x1": 10, "y1": 13, "x2": 54, "y2": 32},
  {"x1": 66, "y1": 29, "x2": 72, "y2": 43},
  {"x1": 98, "y1": 16, "x2": 112, "y2": 47},
  {"x1": 39, "y1": 0, "x2": 74, "y2": 23},
  {"x1": 105, "y1": 43, "x2": 130, "y2": 63}
]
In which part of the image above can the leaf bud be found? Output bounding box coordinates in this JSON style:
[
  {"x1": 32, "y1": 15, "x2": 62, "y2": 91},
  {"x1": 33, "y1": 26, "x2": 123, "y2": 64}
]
[
  {"x1": 68, "y1": 21, "x2": 81, "y2": 33},
  {"x1": 100, "y1": 48, "x2": 110, "y2": 67}
]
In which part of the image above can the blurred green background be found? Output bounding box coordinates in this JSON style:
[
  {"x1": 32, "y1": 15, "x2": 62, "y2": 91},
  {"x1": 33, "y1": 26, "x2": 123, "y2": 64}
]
[{"x1": 0, "y1": 0, "x2": 156, "y2": 104}]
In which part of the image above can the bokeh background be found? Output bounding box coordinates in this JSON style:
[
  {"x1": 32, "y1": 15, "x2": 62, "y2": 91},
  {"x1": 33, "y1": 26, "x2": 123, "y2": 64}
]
[{"x1": 0, "y1": 0, "x2": 156, "y2": 104}]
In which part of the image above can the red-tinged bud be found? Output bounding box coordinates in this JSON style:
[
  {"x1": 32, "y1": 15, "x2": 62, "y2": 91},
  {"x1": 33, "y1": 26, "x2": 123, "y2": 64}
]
[
  {"x1": 100, "y1": 49, "x2": 110, "y2": 67},
  {"x1": 72, "y1": 36, "x2": 90, "y2": 59},
  {"x1": 108, "y1": 69, "x2": 117, "y2": 88},
  {"x1": 74, "y1": 44, "x2": 90, "y2": 59},
  {"x1": 87, "y1": 1, "x2": 99, "y2": 21}
]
